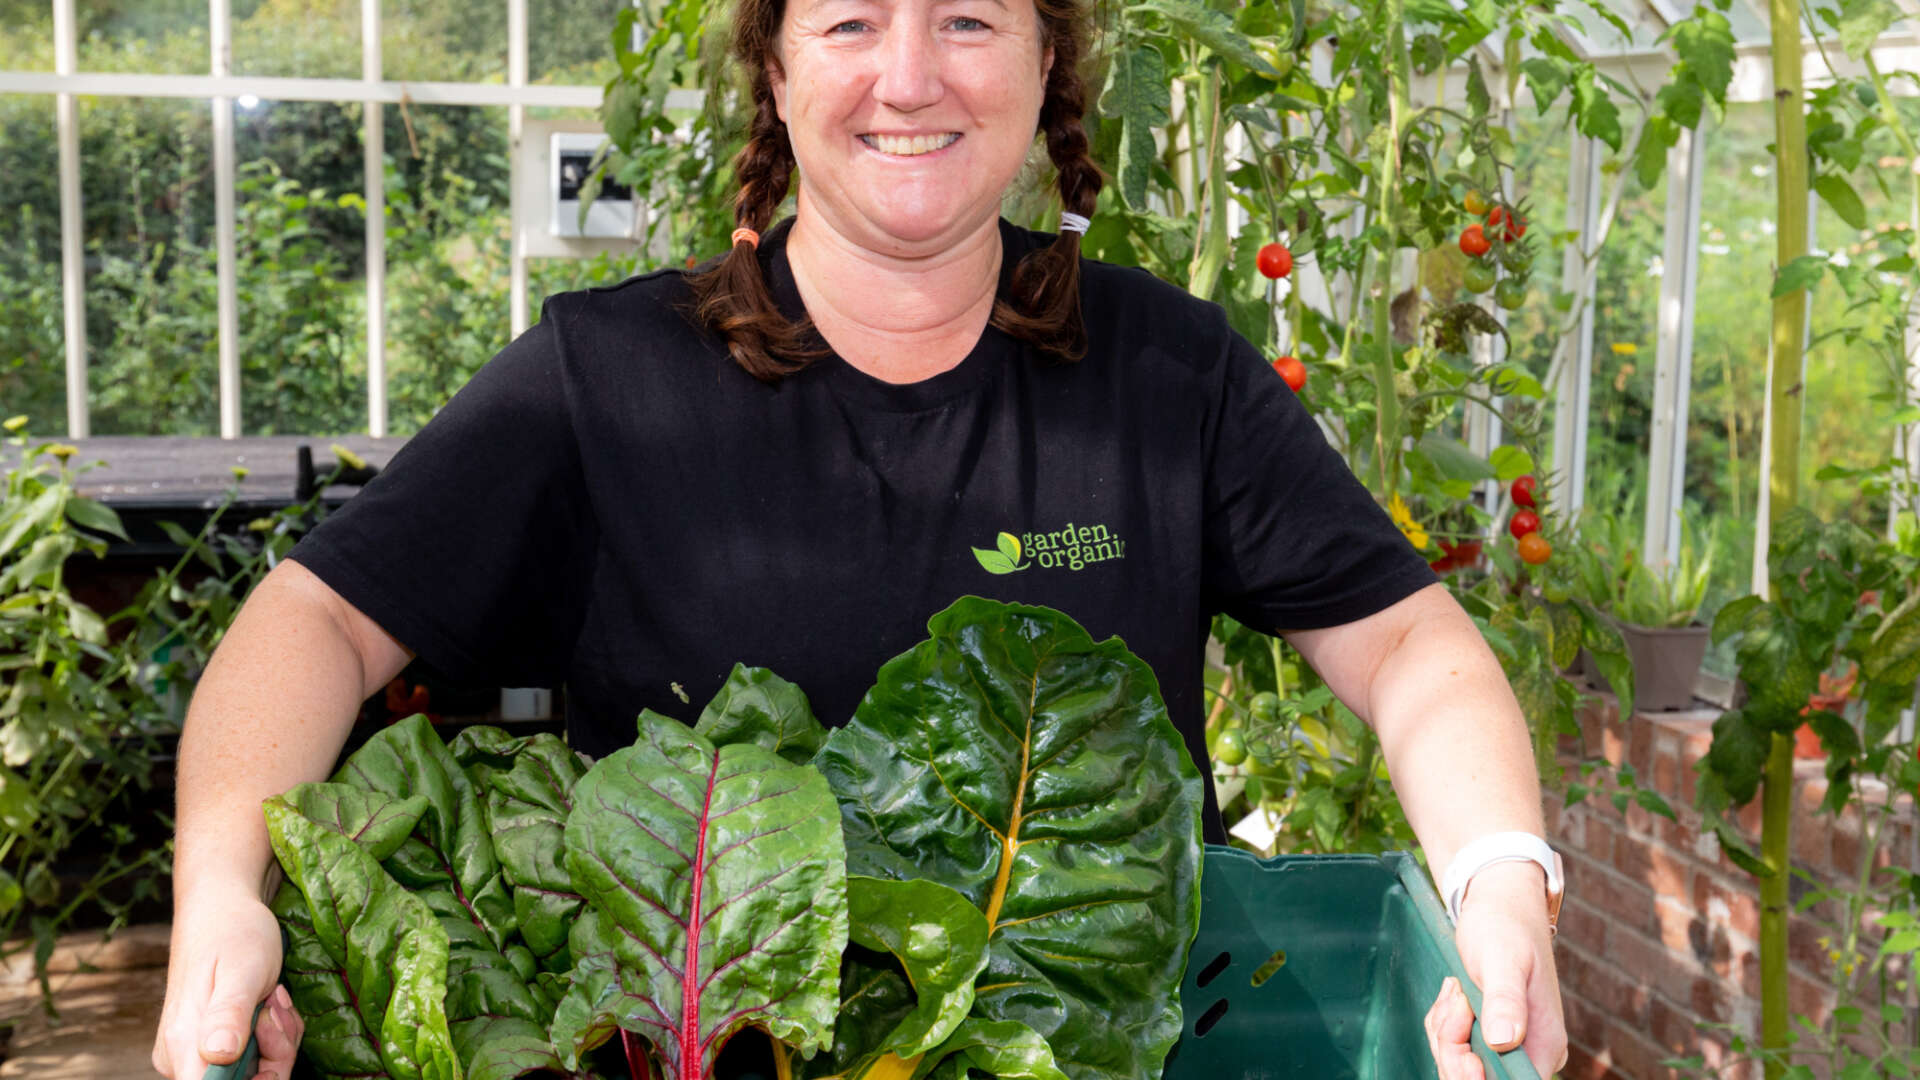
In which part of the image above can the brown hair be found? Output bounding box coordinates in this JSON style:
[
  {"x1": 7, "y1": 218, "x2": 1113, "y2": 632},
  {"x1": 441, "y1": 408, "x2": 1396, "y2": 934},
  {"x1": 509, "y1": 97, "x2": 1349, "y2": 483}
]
[{"x1": 686, "y1": 0, "x2": 1102, "y2": 382}]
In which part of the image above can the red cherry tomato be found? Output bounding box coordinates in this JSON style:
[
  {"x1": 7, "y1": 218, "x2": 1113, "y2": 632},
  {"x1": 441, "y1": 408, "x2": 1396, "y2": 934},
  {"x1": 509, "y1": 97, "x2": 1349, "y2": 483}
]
[
  {"x1": 1510, "y1": 474, "x2": 1538, "y2": 508},
  {"x1": 1517, "y1": 532, "x2": 1552, "y2": 565},
  {"x1": 1257, "y1": 243, "x2": 1294, "y2": 279},
  {"x1": 1459, "y1": 224, "x2": 1491, "y2": 258},
  {"x1": 1509, "y1": 509, "x2": 1542, "y2": 539},
  {"x1": 1487, "y1": 207, "x2": 1527, "y2": 241},
  {"x1": 1271, "y1": 355, "x2": 1308, "y2": 392}
]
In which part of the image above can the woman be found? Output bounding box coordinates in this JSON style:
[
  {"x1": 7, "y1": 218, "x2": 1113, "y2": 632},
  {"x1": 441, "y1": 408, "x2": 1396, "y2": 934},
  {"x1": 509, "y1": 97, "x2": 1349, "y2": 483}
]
[{"x1": 152, "y1": 0, "x2": 1568, "y2": 1078}]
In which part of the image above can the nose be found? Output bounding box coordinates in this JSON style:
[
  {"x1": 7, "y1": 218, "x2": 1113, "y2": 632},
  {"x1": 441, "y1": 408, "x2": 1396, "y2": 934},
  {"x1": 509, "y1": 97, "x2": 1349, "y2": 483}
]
[{"x1": 871, "y1": 20, "x2": 943, "y2": 113}]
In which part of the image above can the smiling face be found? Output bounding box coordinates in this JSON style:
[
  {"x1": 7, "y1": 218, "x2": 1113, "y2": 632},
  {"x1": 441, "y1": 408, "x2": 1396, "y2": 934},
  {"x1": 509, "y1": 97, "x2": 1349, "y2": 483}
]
[{"x1": 768, "y1": 0, "x2": 1053, "y2": 254}]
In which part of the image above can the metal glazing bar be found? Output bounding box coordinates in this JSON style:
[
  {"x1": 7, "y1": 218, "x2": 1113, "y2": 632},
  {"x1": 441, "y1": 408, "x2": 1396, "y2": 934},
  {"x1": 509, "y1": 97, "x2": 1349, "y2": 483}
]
[
  {"x1": 509, "y1": 0, "x2": 529, "y2": 339},
  {"x1": 212, "y1": 0, "x2": 240, "y2": 437},
  {"x1": 53, "y1": 0, "x2": 87, "y2": 437},
  {"x1": 0, "y1": 72, "x2": 634, "y2": 109},
  {"x1": 1643, "y1": 121, "x2": 1707, "y2": 567},
  {"x1": 363, "y1": 0, "x2": 386, "y2": 437}
]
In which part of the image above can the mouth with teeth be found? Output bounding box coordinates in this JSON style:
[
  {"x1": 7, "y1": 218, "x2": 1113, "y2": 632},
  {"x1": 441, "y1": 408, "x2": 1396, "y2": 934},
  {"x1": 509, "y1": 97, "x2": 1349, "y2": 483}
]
[{"x1": 859, "y1": 132, "x2": 962, "y2": 156}]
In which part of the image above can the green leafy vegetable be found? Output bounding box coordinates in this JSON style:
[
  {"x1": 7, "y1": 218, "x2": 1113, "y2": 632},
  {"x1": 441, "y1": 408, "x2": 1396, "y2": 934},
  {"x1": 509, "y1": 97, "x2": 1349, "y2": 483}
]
[
  {"x1": 550, "y1": 710, "x2": 849, "y2": 1080},
  {"x1": 815, "y1": 597, "x2": 1204, "y2": 1080}
]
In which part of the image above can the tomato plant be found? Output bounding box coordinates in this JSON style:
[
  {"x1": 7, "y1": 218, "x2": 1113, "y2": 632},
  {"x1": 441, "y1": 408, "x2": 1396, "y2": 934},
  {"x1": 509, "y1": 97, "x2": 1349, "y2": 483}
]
[
  {"x1": 1486, "y1": 206, "x2": 1526, "y2": 241},
  {"x1": 1510, "y1": 474, "x2": 1537, "y2": 507},
  {"x1": 1462, "y1": 261, "x2": 1497, "y2": 294},
  {"x1": 1458, "y1": 224, "x2": 1491, "y2": 258},
  {"x1": 1516, "y1": 532, "x2": 1551, "y2": 565},
  {"x1": 1509, "y1": 509, "x2": 1541, "y2": 539},
  {"x1": 1495, "y1": 278, "x2": 1527, "y2": 311},
  {"x1": 1256, "y1": 243, "x2": 1293, "y2": 280},
  {"x1": 1271, "y1": 355, "x2": 1307, "y2": 392}
]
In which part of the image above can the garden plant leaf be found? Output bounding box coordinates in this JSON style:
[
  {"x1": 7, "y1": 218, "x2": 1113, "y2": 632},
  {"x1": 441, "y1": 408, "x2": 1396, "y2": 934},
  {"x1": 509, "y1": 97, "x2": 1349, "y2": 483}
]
[
  {"x1": 814, "y1": 597, "x2": 1204, "y2": 1080},
  {"x1": 550, "y1": 711, "x2": 848, "y2": 1080}
]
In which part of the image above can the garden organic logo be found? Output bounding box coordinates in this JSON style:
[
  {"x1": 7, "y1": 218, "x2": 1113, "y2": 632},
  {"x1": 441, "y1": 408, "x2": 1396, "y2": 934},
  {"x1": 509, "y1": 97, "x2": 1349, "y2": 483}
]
[{"x1": 972, "y1": 522, "x2": 1127, "y2": 575}]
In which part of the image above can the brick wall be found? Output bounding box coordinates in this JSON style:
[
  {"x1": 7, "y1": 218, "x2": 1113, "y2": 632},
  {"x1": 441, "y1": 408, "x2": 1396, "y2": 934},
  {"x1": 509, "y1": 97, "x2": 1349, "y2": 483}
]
[{"x1": 1549, "y1": 698, "x2": 1918, "y2": 1079}]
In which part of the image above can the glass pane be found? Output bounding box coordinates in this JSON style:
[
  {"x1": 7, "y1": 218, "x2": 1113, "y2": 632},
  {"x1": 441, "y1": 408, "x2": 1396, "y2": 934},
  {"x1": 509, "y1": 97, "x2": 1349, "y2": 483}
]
[
  {"x1": 383, "y1": 0, "x2": 504, "y2": 83},
  {"x1": 0, "y1": 95, "x2": 65, "y2": 434},
  {"x1": 532, "y1": 0, "x2": 630, "y2": 85},
  {"x1": 1, "y1": 2, "x2": 55, "y2": 71},
  {"x1": 81, "y1": 96, "x2": 220, "y2": 435},
  {"x1": 235, "y1": 99, "x2": 367, "y2": 434},
  {"x1": 1583, "y1": 129, "x2": 1667, "y2": 547},
  {"x1": 76, "y1": 0, "x2": 210, "y2": 75},
  {"x1": 1500, "y1": 105, "x2": 1572, "y2": 382},
  {"x1": 1690, "y1": 103, "x2": 1773, "y2": 674},
  {"x1": 232, "y1": 0, "x2": 359, "y2": 79},
  {"x1": 384, "y1": 104, "x2": 511, "y2": 436}
]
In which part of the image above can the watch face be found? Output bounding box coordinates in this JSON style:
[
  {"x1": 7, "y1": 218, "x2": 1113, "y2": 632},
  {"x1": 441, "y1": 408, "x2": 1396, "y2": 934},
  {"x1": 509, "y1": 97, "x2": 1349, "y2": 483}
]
[{"x1": 1547, "y1": 850, "x2": 1566, "y2": 932}]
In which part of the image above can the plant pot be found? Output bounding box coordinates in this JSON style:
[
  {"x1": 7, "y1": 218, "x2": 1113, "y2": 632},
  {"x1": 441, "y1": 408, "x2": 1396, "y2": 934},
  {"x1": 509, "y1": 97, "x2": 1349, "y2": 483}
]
[{"x1": 1610, "y1": 619, "x2": 1710, "y2": 711}]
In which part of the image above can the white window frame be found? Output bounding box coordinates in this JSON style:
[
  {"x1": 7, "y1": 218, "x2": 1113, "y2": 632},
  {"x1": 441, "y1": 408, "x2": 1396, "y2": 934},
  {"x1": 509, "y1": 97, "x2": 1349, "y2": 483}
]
[{"x1": 2, "y1": 0, "x2": 698, "y2": 438}]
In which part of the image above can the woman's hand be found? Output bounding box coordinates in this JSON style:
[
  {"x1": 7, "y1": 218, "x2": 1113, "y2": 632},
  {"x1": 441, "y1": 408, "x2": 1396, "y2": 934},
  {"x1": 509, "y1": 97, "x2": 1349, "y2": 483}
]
[
  {"x1": 152, "y1": 883, "x2": 305, "y2": 1080},
  {"x1": 1423, "y1": 862, "x2": 1567, "y2": 1080}
]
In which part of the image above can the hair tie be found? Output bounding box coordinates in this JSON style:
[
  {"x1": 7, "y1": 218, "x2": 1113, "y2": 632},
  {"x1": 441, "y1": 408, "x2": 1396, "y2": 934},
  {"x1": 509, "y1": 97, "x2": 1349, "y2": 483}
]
[
  {"x1": 732, "y1": 227, "x2": 760, "y2": 249},
  {"x1": 1058, "y1": 212, "x2": 1091, "y2": 235}
]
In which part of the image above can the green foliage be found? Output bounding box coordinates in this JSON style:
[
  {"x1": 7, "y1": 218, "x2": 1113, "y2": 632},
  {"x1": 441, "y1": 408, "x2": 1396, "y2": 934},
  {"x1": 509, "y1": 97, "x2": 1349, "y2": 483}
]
[
  {"x1": 817, "y1": 598, "x2": 1204, "y2": 1080},
  {"x1": 0, "y1": 422, "x2": 359, "y2": 1013}
]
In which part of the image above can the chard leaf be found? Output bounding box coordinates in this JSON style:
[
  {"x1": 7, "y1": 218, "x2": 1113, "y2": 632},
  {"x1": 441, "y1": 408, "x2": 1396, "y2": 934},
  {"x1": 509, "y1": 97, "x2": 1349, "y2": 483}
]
[
  {"x1": 911, "y1": 1018, "x2": 1070, "y2": 1080},
  {"x1": 815, "y1": 598, "x2": 1205, "y2": 1080},
  {"x1": 279, "y1": 783, "x2": 430, "y2": 862},
  {"x1": 844, "y1": 877, "x2": 987, "y2": 1057},
  {"x1": 454, "y1": 1017, "x2": 571, "y2": 1080},
  {"x1": 265, "y1": 796, "x2": 459, "y2": 1080},
  {"x1": 550, "y1": 712, "x2": 848, "y2": 1080},
  {"x1": 485, "y1": 733, "x2": 593, "y2": 973},
  {"x1": 336, "y1": 715, "x2": 517, "y2": 951},
  {"x1": 695, "y1": 664, "x2": 827, "y2": 765}
]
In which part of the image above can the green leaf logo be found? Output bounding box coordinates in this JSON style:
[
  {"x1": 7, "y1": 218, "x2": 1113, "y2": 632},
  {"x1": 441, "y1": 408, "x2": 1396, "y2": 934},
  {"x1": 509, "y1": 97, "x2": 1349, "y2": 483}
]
[
  {"x1": 973, "y1": 548, "x2": 1019, "y2": 575},
  {"x1": 974, "y1": 532, "x2": 1030, "y2": 575}
]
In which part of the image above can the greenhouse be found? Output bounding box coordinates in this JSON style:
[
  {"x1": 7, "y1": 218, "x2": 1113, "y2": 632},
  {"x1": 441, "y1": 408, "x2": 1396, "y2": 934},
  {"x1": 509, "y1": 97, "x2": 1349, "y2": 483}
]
[{"x1": 3, "y1": 0, "x2": 1920, "y2": 1077}]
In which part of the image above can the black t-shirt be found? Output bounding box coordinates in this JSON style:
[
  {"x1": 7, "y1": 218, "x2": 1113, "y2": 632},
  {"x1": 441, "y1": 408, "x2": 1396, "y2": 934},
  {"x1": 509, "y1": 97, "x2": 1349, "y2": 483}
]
[{"x1": 286, "y1": 215, "x2": 1436, "y2": 841}]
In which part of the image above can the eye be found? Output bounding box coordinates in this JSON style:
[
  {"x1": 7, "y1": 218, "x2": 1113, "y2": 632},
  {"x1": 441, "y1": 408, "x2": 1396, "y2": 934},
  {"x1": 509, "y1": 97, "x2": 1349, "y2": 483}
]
[
  {"x1": 828, "y1": 19, "x2": 869, "y2": 33},
  {"x1": 947, "y1": 15, "x2": 989, "y2": 30}
]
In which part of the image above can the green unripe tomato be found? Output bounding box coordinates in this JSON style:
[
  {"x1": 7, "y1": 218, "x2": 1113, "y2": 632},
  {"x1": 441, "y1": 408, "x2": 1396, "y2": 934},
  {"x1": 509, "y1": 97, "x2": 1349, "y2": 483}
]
[
  {"x1": 1250, "y1": 691, "x2": 1282, "y2": 724},
  {"x1": 1214, "y1": 728, "x2": 1249, "y2": 767},
  {"x1": 1496, "y1": 278, "x2": 1527, "y2": 310},
  {"x1": 1462, "y1": 261, "x2": 1497, "y2": 294}
]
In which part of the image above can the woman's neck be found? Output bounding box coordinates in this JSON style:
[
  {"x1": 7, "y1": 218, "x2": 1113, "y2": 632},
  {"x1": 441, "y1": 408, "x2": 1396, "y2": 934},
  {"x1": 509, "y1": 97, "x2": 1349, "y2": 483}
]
[{"x1": 784, "y1": 197, "x2": 1002, "y2": 384}]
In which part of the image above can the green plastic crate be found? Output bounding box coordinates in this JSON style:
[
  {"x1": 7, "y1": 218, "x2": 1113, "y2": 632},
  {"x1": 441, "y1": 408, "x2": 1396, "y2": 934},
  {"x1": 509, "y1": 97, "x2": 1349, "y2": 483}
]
[
  {"x1": 218, "y1": 846, "x2": 1540, "y2": 1080},
  {"x1": 1162, "y1": 846, "x2": 1542, "y2": 1080}
]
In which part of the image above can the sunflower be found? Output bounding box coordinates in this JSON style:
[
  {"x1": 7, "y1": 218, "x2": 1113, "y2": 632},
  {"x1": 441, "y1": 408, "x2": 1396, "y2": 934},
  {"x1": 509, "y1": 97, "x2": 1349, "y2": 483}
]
[{"x1": 1387, "y1": 493, "x2": 1429, "y2": 550}]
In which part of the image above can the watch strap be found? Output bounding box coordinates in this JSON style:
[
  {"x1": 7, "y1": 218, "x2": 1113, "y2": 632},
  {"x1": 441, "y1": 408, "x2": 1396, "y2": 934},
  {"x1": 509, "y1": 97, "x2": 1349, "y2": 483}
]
[{"x1": 1440, "y1": 832, "x2": 1564, "y2": 932}]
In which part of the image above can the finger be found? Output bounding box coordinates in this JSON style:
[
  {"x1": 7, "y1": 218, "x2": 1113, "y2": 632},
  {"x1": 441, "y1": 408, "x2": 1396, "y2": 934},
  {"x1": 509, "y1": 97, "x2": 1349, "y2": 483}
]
[
  {"x1": 196, "y1": 954, "x2": 275, "y2": 1069},
  {"x1": 1424, "y1": 979, "x2": 1448, "y2": 1077},
  {"x1": 1475, "y1": 949, "x2": 1534, "y2": 1052},
  {"x1": 1441, "y1": 979, "x2": 1485, "y2": 1080},
  {"x1": 258, "y1": 990, "x2": 303, "y2": 1073}
]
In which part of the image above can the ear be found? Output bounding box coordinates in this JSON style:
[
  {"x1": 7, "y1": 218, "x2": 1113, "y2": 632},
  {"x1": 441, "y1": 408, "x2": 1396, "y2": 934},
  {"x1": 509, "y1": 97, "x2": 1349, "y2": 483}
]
[
  {"x1": 1042, "y1": 42, "x2": 1055, "y2": 81},
  {"x1": 768, "y1": 59, "x2": 789, "y2": 123}
]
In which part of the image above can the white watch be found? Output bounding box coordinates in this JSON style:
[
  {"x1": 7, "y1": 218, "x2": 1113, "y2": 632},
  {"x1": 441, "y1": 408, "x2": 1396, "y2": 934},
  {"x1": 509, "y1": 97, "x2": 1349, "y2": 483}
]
[{"x1": 1440, "y1": 832, "x2": 1566, "y2": 935}]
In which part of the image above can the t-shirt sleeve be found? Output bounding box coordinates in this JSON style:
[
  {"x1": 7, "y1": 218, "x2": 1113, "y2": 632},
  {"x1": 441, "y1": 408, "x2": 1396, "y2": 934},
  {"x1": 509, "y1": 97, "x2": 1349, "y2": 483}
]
[
  {"x1": 285, "y1": 296, "x2": 600, "y2": 687},
  {"x1": 1200, "y1": 327, "x2": 1437, "y2": 632}
]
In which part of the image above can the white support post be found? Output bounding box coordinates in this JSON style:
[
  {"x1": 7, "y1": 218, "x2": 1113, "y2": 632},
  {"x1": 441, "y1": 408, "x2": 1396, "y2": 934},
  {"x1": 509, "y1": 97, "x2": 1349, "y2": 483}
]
[
  {"x1": 509, "y1": 0, "x2": 530, "y2": 338},
  {"x1": 362, "y1": 0, "x2": 387, "y2": 437},
  {"x1": 1549, "y1": 133, "x2": 1603, "y2": 516},
  {"x1": 53, "y1": 0, "x2": 87, "y2": 438},
  {"x1": 211, "y1": 0, "x2": 240, "y2": 438},
  {"x1": 1643, "y1": 121, "x2": 1706, "y2": 568},
  {"x1": 1468, "y1": 108, "x2": 1515, "y2": 520}
]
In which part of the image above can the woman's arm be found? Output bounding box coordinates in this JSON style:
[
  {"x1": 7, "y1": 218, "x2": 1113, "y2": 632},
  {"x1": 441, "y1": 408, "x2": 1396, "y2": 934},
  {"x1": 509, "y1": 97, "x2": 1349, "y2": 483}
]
[
  {"x1": 1283, "y1": 581, "x2": 1568, "y2": 1080},
  {"x1": 154, "y1": 558, "x2": 415, "y2": 1080}
]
